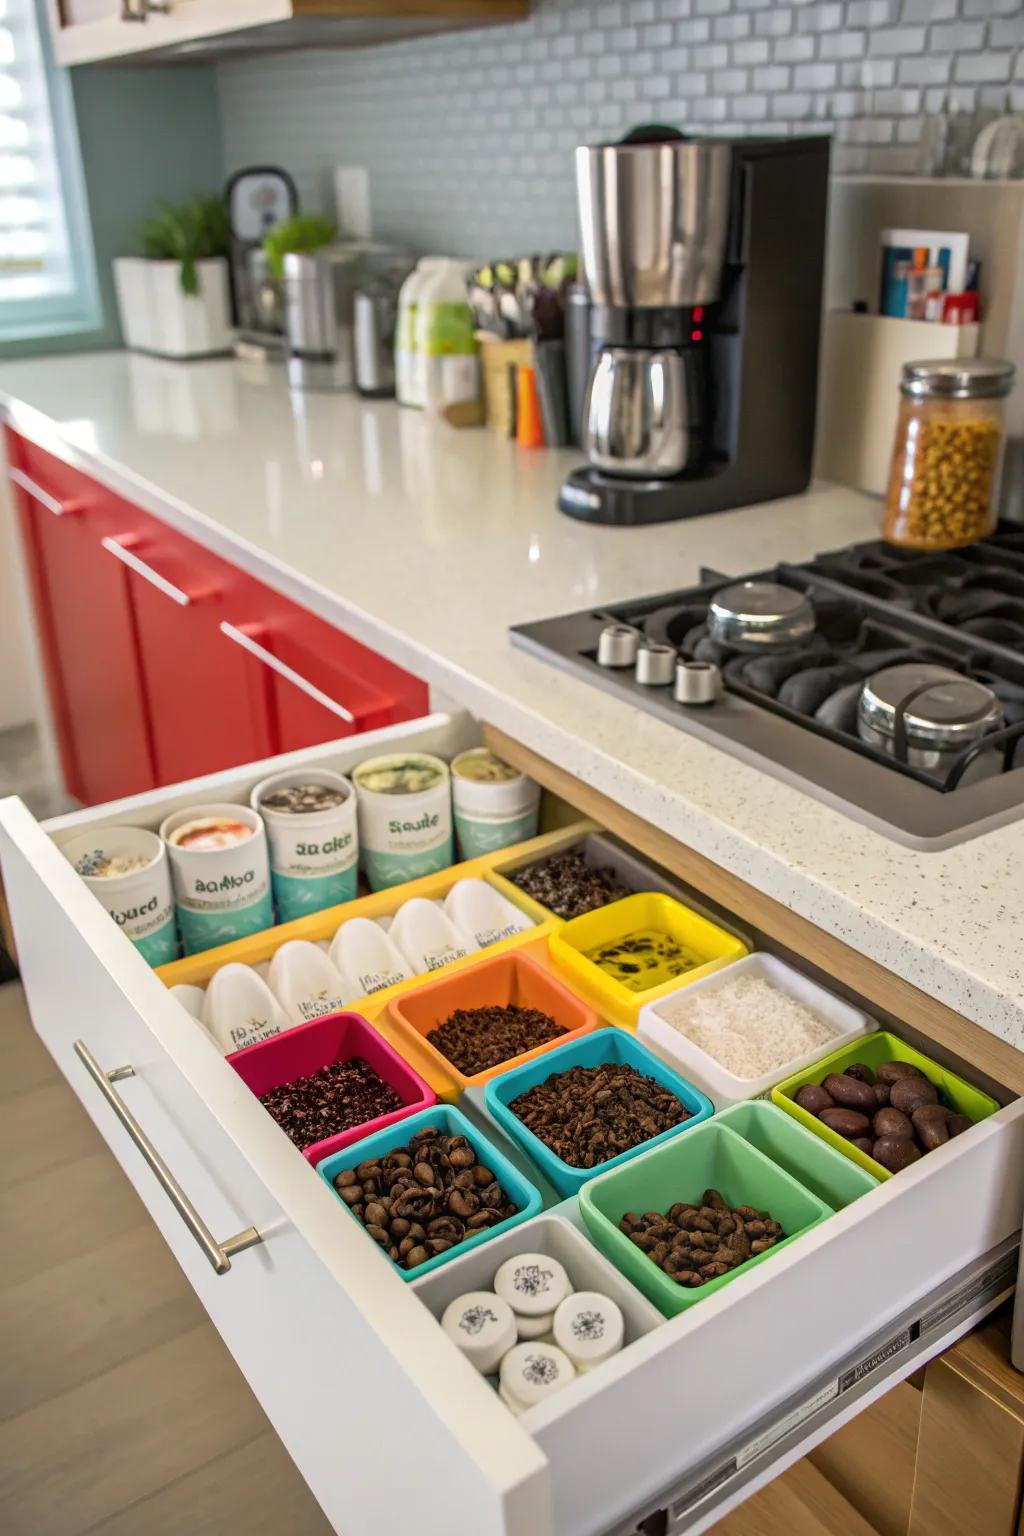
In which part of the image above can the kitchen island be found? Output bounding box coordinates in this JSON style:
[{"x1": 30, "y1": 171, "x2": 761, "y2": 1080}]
[
  {"x1": 0, "y1": 350, "x2": 1021, "y2": 1050},
  {"x1": 2, "y1": 350, "x2": 1024, "y2": 1536}
]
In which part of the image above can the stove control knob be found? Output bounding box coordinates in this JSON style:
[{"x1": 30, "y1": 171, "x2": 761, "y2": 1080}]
[
  {"x1": 675, "y1": 659, "x2": 723, "y2": 706},
  {"x1": 596, "y1": 623, "x2": 641, "y2": 668},
  {"x1": 635, "y1": 643, "x2": 677, "y2": 686}
]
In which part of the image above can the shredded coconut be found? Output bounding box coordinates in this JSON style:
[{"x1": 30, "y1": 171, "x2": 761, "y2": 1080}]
[{"x1": 657, "y1": 974, "x2": 836, "y2": 1080}]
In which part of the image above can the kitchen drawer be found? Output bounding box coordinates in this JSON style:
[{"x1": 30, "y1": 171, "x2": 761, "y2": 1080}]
[{"x1": 2, "y1": 710, "x2": 1023, "y2": 1536}]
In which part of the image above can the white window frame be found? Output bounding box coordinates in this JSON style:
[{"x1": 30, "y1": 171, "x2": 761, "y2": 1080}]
[{"x1": 0, "y1": 0, "x2": 100, "y2": 343}]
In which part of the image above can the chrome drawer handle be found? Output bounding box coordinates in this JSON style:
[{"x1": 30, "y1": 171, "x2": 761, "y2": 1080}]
[
  {"x1": 101, "y1": 534, "x2": 192, "y2": 607},
  {"x1": 74, "y1": 1040, "x2": 261, "y2": 1276},
  {"x1": 220, "y1": 621, "x2": 357, "y2": 724},
  {"x1": 9, "y1": 466, "x2": 85, "y2": 517}
]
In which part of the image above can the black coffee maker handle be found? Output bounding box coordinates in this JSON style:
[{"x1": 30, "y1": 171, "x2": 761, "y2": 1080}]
[{"x1": 619, "y1": 124, "x2": 687, "y2": 145}]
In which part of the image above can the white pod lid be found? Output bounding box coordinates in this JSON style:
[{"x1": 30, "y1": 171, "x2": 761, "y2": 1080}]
[
  {"x1": 499, "y1": 1342, "x2": 576, "y2": 1407},
  {"x1": 201, "y1": 963, "x2": 288, "y2": 1055},
  {"x1": 388, "y1": 897, "x2": 478, "y2": 976},
  {"x1": 267, "y1": 940, "x2": 348, "y2": 1025},
  {"x1": 443, "y1": 879, "x2": 532, "y2": 949},
  {"x1": 494, "y1": 1251, "x2": 572, "y2": 1316},
  {"x1": 553, "y1": 1291, "x2": 624, "y2": 1370},
  {"x1": 440, "y1": 1291, "x2": 517, "y2": 1375},
  {"x1": 330, "y1": 917, "x2": 412, "y2": 998},
  {"x1": 169, "y1": 983, "x2": 206, "y2": 1020}
]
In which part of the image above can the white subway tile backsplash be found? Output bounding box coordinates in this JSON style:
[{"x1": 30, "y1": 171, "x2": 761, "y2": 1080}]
[{"x1": 216, "y1": 0, "x2": 1024, "y2": 256}]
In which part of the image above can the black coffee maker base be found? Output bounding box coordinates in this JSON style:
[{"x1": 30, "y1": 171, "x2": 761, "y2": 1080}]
[{"x1": 557, "y1": 465, "x2": 812, "y2": 526}]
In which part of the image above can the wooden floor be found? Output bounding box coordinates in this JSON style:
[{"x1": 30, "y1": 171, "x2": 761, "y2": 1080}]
[{"x1": 0, "y1": 978, "x2": 894, "y2": 1536}]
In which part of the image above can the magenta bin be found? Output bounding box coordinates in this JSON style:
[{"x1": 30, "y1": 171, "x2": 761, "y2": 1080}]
[{"x1": 227, "y1": 1011, "x2": 437, "y2": 1166}]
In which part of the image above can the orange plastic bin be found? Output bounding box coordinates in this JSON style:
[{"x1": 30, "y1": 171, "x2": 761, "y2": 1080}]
[{"x1": 387, "y1": 950, "x2": 598, "y2": 1100}]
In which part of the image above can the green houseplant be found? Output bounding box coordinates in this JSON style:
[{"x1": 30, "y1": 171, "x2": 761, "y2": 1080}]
[
  {"x1": 263, "y1": 213, "x2": 337, "y2": 280},
  {"x1": 115, "y1": 193, "x2": 234, "y2": 359},
  {"x1": 139, "y1": 196, "x2": 230, "y2": 296}
]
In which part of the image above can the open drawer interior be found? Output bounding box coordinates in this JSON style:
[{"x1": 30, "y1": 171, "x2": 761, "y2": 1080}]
[{"x1": 1, "y1": 706, "x2": 1022, "y2": 1536}]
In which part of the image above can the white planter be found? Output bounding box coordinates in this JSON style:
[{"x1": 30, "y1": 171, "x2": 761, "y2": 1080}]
[{"x1": 114, "y1": 256, "x2": 233, "y2": 359}]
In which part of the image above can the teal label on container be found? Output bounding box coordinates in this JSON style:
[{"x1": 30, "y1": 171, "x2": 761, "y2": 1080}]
[
  {"x1": 176, "y1": 890, "x2": 274, "y2": 955},
  {"x1": 271, "y1": 864, "x2": 359, "y2": 923},
  {"x1": 131, "y1": 914, "x2": 179, "y2": 967},
  {"x1": 363, "y1": 835, "x2": 454, "y2": 892},
  {"x1": 454, "y1": 808, "x2": 540, "y2": 859}
]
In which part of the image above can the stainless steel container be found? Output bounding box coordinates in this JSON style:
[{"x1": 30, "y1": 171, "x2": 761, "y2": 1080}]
[
  {"x1": 585, "y1": 348, "x2": 696, "y2": 477},
  {"x1": 284, "y1": 243, "x2": 403, "y2": 392},
  {"x1": 575, "y1": 137, "x2": 732, "y2": 309},
  {"x1": 635, "y1": 643, "x2": 676, "y2": 686},
  {"x1": 354, "y1": 283, "x2": 399, "y2": 398},
  {"x1": 708, "y1": 582, "x2": 816, "y2": 651},
  {"x1": 596, "y1": 623, "x2": 641, "y2": 668},
  {"x1": 858, "y1": 664, "x2": 1004, "y2": 777}
]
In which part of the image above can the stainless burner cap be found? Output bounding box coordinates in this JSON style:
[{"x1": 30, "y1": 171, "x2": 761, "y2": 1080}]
[
  {"x1": 859, "y1": 663, "x2": 1003, "y2": 759},
  {"x1": 708, "y1": 581, "x2": 815, "y2": 650},
  {"x1": 596, "y1": 623, "x2": 641, "y2": 668}
]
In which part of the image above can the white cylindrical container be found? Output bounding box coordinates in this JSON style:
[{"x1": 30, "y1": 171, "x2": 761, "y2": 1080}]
[
  {"x1": 160, "y1": 803, "x2": 273, "y2": 955},
  {"x1": 514, "y1": 1310, "x2": 555, "y2": 1341},
  {"x1": 252, "y1": 768, "x2": 358, "y2": 923},
  {"x1": 62, "y1": 827, "x2": 177, "y2": 966},
  {"x1": 415, "y1": 259, "x2": 480, "y2": 415},
  {"x1": 352, "y1": 753, "x2": 453, "y2": 891},
  {"x1": 441, "y1": 1292, "x2": 517, "y2": 1375},
  {"x1": 396, "y1": 257, "x2": 440, "y2": 408},
  {"x1": 450, "y1": 749, "x2": 541, "y2": 858},
  {"x1": 553, "y1": 1291, "x2": 624, "y2": 1372}
]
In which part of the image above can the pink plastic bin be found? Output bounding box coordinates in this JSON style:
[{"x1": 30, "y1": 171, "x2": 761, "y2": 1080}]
[{"x1": 227, "y1": 1011, "x2": 437, "y2": 1166}]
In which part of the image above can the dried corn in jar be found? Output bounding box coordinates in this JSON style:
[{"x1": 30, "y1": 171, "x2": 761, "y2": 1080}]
[{"x1": 883, "y1": 357, "x2": 1015, "y2": 550}]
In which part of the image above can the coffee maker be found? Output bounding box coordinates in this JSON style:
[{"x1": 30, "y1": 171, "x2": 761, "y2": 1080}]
[{"x1": 558, "y1": 128, "x2": 830, "y2": 525}]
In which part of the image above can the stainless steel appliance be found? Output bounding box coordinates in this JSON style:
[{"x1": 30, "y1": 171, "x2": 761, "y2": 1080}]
[
  {"x1": 511, "y1": 524, "x2": 1024, "y2": 848},
  {"x1": 284, "y1": 244, "x2": 408, "y2": 393},
  {"x1": 225, "y1": 166, "x2": 297, "y2": 339},
  {"x1": 559, "y1": 128, "x2": 830, "y2": 525}
]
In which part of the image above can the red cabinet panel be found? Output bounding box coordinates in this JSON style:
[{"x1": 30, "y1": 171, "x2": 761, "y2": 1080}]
[
  {"x1": 7, "y1": 432, "x2": 155, "y2": 804},
  {"x1": 7, "y1": 429, "x2": 430, "y2": 803}
]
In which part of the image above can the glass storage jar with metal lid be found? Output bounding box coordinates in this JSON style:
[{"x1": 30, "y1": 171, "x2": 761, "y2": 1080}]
[{"x1": 883, "y1": 357, "x2": 1015, "y2": 550}]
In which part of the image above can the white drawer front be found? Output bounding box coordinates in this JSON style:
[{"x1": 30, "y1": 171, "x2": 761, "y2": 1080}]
[{"x1": 2, "y1": 705, "x2": 1022, "y2": 1536}]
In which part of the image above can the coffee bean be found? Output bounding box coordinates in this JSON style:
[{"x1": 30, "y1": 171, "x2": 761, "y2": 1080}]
[
  {"x1": 333, "y1": 1130, "x2": 518, "y2": 1270},
  {"x1": 426, "y1": 1004, "x2": 567, "y2": 1077},
  {"x1": 259, "y1": 1057, "x2": 403, "y2": 1151},
  {"x1": 510, "y1": 849, "x2": 630, "y2": 920},
  {"x1": 510, "y1": 1061, "x2": 691, "y2": 1169},
  {"x1": 618, "y1": 1189, "x2": 783, "y2": 1289}
]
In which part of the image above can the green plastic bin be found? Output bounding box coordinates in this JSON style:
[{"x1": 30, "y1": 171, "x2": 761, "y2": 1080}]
[
  {"x1": 718, "y1": 1101, "x2": 878, "y2": 1209},
  {"x1": 771, "y1": 1030, "x2": 1000, "y2": 1183},
  {"x1": 579, "y1": 1120, "x2": 833, "y2": 1317}
]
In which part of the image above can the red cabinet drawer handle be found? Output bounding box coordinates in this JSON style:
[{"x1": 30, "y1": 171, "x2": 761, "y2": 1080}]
[
  {"x1": 101, "y1": 534, "x2": 193, "y2": 607},
  {"x1": 9, "y1": 466, "x2": 86, "y2": 516},
  {"x1": 220, "y1": 620, "x2": 358, "y2": 724}
]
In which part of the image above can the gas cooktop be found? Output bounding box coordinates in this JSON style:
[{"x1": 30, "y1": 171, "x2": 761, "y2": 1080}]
[{"x1": 510, "y1": 527, "x2": 1024, "y2": 849}]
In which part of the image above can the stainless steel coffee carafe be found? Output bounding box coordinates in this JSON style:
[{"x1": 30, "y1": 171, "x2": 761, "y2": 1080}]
[{"x1": 576, "y1": 133, "x2": 732, "y2": 479}]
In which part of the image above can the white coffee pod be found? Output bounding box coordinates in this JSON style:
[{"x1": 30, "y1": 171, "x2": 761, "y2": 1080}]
[
  {"x1": 169, "y1": 983, "x2": 206, "y2": 1020},
  {"x1": 202, "y1": 963, "x2": 288, "y2": 1054},
  {"x1": 330, "y1": 917, "x2": 413, "y2": 998},
  {"x1": 440, "y1": 1291, "x2": 517, "y2": 1375},
  {"x1": 553, "y1": 1291, "x2": 624, "y2": 1372},
  {"x1": 499, "y1": 1341, "x2": 576, "y2": 1408},
  {"x1": 388, "y1": 897, "x2": 478, "y2": 976},
  {"x1": 494, "y1": 1252, "x2": 572, "y2": 1317},
  {"x1": 515, "y1": 1310, "x2": 555, "y2": 1341},
  {"x1": 267, "y1": 939, "x2": 348, "y2": 1025},
  {"x1": 443, "y1": 879, "x2": 532, "y2": 950}
]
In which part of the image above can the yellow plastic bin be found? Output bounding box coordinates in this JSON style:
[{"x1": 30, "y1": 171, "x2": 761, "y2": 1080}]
[{"x1": 549, "y1": 892, "x2": 748, "y2": 1029}]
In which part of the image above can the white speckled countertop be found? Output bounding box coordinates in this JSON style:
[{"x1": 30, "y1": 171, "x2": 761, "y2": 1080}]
[{"x1": 2, "y1": 352, "x2": 1022, "y2": 1046}]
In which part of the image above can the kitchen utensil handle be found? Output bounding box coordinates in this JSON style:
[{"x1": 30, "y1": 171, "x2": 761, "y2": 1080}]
[
  {"x1": 101, "y1": 535, "x2": 193, "y2": 607},
  {"x1": 74, "y1": 1040, "x2": 261, "y2": 1275},
  {"x1": 219, "y1": 621, "x2": 358, "y2": 724},
  {"x1": 9, "y1": 467, "x2": 86, "y2": 517}
]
